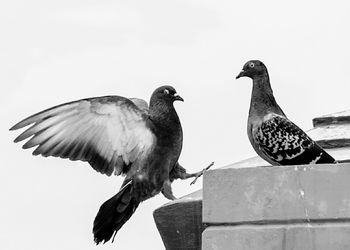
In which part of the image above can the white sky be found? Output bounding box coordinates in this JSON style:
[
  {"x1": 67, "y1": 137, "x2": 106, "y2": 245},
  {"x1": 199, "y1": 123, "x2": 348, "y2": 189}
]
[{"x1": 1, "y1": 0, "x2": 350, "y2": 249}]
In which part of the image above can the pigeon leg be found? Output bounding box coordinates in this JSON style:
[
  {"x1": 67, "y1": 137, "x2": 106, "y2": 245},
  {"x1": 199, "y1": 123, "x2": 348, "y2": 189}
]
[
  {"x1": 161, "y1": 179, "x2": 177, "y2": 200},
  {"x1": 170, "y1": 162, "x2": 214, "y2": 185},
  {"x1": 187, "y1": 162, "x2": 214, "y2": 185}
]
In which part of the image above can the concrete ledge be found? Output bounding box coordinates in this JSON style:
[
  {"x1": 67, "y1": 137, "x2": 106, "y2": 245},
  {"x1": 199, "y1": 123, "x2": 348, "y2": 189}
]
[
  {"x1": 153, "y1": 190, "x2": 203, "y2": 250},
  {"x1": 202, "y1": 223, "x2": 350, "y2": 250},
  {"x1": 203, "y1": 164, "x2": 350, "y2": 224}
]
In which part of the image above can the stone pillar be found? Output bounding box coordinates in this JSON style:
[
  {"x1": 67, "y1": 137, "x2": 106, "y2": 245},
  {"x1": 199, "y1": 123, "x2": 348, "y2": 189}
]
[{"x1": 202, "y1": 164, "x2": 350, "y2": 250}]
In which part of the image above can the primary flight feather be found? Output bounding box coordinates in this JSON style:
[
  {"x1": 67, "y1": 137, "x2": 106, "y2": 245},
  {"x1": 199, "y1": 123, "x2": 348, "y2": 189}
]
[
  {"x1": 236, "y1": 60, "x2": 335, "y2": 166},
  {"x1": 10, "y1": 85, "x2": 211, "y2": 244}
]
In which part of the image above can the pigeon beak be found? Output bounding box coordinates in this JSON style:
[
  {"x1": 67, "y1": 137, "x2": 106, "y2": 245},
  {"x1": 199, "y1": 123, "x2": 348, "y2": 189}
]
[
  {"x1": 174, "y1": 93, "x2": 184, "y2": 102},
  {"x1": 236, "y1": 70, "x2": 245, "y2": 79}
]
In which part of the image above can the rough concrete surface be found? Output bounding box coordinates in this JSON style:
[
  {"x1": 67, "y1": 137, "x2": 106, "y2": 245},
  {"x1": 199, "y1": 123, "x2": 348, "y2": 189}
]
[
  {"x1": 202, "y1": 224, "x2": 350, "y2": 250},
  {"x1": 203, "y1": 164, "x2": 350, "y2": 223}
]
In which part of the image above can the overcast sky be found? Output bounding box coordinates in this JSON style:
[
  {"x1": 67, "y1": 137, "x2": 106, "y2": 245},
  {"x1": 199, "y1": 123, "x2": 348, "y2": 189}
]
[{"x1": 1, "y1": 0, "x2": 350, "y2": 249}]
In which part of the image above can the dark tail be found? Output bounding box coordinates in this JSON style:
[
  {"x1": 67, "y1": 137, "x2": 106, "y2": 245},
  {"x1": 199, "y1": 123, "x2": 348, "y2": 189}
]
[{"x1": 93, "y1": 181, "x2": 140, "y2": 244}]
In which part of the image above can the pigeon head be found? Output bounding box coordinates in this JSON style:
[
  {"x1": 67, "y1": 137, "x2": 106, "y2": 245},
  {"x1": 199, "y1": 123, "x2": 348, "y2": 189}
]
[
  {"x1": 149, "y1": 85, "x2": 184, "y2": 128},
  {"x1": 150, "y1": 85, "x2": 184, "y2": 104},
  {"x1": 236, "y1": 60, "x2": 268, "y2": 80}
]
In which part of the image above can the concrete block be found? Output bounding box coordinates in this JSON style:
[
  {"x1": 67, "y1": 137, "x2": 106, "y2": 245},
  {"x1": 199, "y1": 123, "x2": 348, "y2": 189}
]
[
  {"x1": 202, "y1": 223, "x2": 350, "y2": 250},
  {"x1": 203, "y1": 164, "x2": 350, "y2": 223},
  {"x1": 154, "y1": 190, "x2": 203, "y2": 250}
]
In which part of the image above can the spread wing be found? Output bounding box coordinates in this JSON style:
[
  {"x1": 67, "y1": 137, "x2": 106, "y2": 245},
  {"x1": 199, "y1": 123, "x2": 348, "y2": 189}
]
[
  {"x1": 129, "y1": 98, "x2": 149, "y2": 114},
  {"x1": 10, "y1": 96, "x2": 156, "y2": 176},
  {"x1": 253, "y1": 115, "x2": 335, "y2": 165}
]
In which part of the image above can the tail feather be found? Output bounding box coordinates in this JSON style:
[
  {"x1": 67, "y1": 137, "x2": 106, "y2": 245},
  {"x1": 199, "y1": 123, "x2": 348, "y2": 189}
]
[{"x1": 93, "y1": 181, "x2": 140, "y2": 244}]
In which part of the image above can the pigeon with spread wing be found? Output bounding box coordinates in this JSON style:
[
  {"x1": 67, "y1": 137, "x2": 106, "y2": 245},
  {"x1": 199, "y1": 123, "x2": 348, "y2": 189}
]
[
  {"x1": 236, "y1": 60, "x2": 335, "y2": 166},
  {"x1": 10, "y1": 85, "x2": 212, "y2": 244}
]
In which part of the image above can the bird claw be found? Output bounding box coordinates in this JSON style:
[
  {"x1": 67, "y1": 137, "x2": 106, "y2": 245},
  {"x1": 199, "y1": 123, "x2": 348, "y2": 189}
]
[{"x1": 190, "y1": 161, "x2": 214, "y2": 185}]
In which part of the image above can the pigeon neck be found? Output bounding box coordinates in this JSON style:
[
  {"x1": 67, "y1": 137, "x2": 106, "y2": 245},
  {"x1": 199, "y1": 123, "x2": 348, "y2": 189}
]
[
  {"x1": 249, "y1": 74, "x2": 284, "y2": 118},
  {"x1": 149, "y1": 100, "x2": 181, "y2": 131}
]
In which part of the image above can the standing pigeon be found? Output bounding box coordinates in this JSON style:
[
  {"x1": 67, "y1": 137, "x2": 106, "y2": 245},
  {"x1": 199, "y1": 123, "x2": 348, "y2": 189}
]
[
  {"x1": 10, "y1": 85, "x2": 211, "y2": 244},
  {"x1": 236, "y1": 60, "x2": 335, "y2": 165}
]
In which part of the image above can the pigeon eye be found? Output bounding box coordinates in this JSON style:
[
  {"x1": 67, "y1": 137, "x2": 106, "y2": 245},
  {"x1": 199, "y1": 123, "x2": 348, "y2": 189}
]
[
  {"x1": 163, "y1": 89, "x2": 170, "y2": 95},
  {"x1": 249, "y1": 62, "x2": 255, "y2": 68}
]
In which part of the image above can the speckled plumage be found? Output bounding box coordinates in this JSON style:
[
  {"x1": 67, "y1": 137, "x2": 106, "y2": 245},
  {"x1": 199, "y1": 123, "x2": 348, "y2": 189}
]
[
  {"x1": 237, "y1": 60, "x2": 335, "y2": 166},
  {"x1": 254, "y1": 114, "x2": 334, "y2": 165},
  {"x1": 10, "y1": 85, "x2": 207, "y2": 244}
]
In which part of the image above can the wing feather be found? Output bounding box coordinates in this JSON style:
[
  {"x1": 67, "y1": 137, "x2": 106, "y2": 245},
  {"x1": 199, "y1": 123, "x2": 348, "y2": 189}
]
[
  {"x1": 11, "y1": 103, "x2": 80, "y2": 130},
  {"x1": 254, "y1": 114, "x2": 335, "y2": 165},
  {"x1": 11, "y1": 96, "x2": 156, "y2": 176}
]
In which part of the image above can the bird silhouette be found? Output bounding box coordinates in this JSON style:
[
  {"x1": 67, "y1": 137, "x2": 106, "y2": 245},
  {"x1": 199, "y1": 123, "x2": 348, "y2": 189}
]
[
  {"x1": 236, "y1": 60, "x2": 335, "y2": 166},
  {"x1": 10, "y1": 85, "x2": 212, "y2": 244}
]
